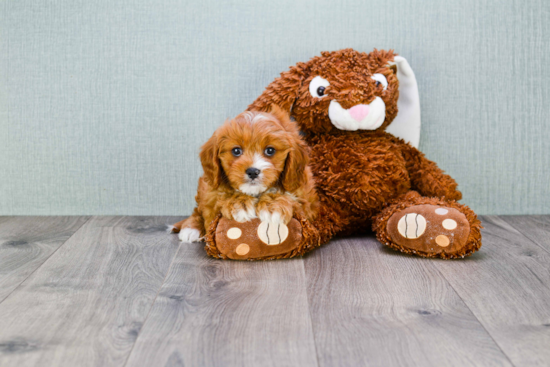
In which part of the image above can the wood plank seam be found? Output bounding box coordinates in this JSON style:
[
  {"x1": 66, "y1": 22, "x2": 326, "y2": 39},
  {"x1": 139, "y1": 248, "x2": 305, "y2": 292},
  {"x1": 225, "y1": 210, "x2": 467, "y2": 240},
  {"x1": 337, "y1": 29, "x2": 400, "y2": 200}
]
[
  {"x1": 122, "y1": 241, "x2": 184, "y2": 367},
  {"x1": 0, "y1": 216, "x2": 183, "y2": 366},
  {"x1": 499, "y1": 216, "x2": 550, "y2": 256},
  {"x1": 301, "y1": 259, "x2": 321, "y2": 367},
  {"x1": 302, "y1": 235, "x2": 516, "y2": 366},
  {"x1": 429, "y1": 247, "x2": 517, "y2": 367},
  {"x1": 0, "y1": 216, "x2": 91, "y2": 305},
  {"x1": 124, "y1": 238, "x2": 319, "y2": 366},
  {"x1": 430, "y1": 214, "x2": 550, "y2": 366}
]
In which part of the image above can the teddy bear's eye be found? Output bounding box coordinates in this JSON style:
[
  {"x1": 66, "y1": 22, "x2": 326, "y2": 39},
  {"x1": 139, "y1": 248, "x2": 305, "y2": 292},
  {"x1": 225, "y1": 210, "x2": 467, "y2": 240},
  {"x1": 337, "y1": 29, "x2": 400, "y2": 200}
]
[
  {"x1": 309, "y1": 76, "x2": 330, "y2": 98},
  {"x1": 371, "y1": 74, "x2": 388, "y2": 90}
]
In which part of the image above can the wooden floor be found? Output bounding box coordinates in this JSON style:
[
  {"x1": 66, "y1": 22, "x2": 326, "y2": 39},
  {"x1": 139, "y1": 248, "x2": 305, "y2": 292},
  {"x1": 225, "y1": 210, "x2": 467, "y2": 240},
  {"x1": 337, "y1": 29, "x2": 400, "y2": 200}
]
[{"x1": 0, "y1": 216, "x2": 549, "y2": 367}]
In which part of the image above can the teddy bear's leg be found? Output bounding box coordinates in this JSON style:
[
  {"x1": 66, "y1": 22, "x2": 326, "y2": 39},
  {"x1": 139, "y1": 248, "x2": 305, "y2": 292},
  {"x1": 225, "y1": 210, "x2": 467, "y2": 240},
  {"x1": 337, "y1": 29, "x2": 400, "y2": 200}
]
[
  {"x1": 372, "y1": 191, "x2": 482, "y2": 259},
  {"x1": 203, "y1": 214, "x2": 320, "y2": 260}
]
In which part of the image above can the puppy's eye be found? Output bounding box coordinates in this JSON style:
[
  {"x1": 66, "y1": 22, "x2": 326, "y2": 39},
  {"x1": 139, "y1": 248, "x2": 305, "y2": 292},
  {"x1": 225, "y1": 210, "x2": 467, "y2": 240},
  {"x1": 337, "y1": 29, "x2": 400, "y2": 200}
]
[
  {"x1": 371, "y1": 73, "x2": 388, "y2": 90},
  {"x1": 309, "y1": 76, "x2": 330, "y2": 98},
  {"x1": 264, "y1": 147, "x2": 276, "y2": 157},
  {"x1": 231, "y1": 147, "x2": 243, "y2": 157}
]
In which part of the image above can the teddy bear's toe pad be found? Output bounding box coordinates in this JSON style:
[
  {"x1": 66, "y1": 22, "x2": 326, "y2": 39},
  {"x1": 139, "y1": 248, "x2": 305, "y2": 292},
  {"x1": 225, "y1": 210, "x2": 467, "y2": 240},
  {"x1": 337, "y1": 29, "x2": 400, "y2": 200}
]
[
  {"x1": 387, "y1": 205, "x2": 470, "y2": 255},
  {"x1": 215, "y1": 218, "x2": 302, "y2": 260}
]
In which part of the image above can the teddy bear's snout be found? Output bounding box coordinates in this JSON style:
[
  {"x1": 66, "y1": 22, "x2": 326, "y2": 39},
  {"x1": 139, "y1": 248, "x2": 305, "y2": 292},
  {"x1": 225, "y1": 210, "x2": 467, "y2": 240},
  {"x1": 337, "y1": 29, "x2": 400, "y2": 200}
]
[
  {"x1": 348, "y1": 105, "x2": 370, "y2": 121},
  {"x1": 328, "y1": 98, "x2": 386, "y2": 131}
]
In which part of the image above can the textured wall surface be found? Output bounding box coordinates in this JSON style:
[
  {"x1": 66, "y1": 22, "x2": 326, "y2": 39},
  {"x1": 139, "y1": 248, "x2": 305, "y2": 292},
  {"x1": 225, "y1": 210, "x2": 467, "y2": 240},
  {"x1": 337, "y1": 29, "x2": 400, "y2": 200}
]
[{"x1": 1, "y1": 0, "x2": 549, "y2": 215}]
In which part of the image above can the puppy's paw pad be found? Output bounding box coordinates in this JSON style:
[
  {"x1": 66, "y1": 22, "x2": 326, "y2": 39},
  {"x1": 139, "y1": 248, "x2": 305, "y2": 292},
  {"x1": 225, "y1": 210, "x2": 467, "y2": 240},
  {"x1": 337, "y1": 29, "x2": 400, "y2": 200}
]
[{"x1": 178, "y1": 228, "x2": 201, "y2": 243}]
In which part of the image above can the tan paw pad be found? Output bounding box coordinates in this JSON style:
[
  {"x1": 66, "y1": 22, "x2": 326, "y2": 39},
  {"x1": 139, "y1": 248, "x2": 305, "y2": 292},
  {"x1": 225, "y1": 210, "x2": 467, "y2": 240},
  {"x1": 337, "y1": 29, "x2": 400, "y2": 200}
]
[
  {"x1": 227, "y1": 227, "x2": 242, "y2": 239},
  {"x1": 257, "y1": 222, "x2": 289, "y2": 245},
  {"x1": 235, "y1": 243, "x2": 250, "y2": 255},
  {"x1": 397, "y1": 213, "x2": 427, "y2": 239},
  {"x1": 442, "y1": 219, "x2": 457, "y2": 230},
  {"x1": 435, "y1": 235, "x2": 450, "y2": 247}
]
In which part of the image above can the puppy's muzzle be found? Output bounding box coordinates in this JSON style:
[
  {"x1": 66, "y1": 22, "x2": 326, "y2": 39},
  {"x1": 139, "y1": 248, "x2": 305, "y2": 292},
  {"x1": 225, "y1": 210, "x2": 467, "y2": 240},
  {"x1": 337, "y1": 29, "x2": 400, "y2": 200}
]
[{"x1": 246, "y1": 168, "x2": 261, "y2": 180}]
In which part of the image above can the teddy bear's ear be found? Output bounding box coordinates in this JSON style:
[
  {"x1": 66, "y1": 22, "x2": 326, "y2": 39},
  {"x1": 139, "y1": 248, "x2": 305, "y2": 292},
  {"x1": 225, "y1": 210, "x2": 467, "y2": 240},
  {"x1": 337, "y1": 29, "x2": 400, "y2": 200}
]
[
  {"x1": 248, "y1": 63, "x2": 308, "y2": 114},
  {"x1": 385, "y1": 56, "x2": 421, "y2": 148}
]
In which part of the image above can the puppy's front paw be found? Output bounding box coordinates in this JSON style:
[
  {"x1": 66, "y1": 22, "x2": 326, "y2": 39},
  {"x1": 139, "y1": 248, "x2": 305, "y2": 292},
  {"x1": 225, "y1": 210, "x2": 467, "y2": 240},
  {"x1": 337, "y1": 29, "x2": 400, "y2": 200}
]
[
  {"x1": 232, "y1": 207, "x2": 257, "y2": 222},
  {"x1": 256, "y1": 195, "x2": 293, "y2": 225},
  {"x1": 178, "y1": 228, "x2": 202, "y2": 243},
  {"x1": 259, "y1": 210, "x2": 285, "y2": 225},
  {"x1": 220, "y1": 194, "x2": 258, "y2": 222}
]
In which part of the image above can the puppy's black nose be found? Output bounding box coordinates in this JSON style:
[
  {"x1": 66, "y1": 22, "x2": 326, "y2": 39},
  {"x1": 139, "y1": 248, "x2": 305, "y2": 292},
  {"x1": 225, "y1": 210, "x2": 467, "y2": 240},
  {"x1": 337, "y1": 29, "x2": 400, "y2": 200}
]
[{"x1": 246, "y1": 168, "x2": 261, "y2": 179}]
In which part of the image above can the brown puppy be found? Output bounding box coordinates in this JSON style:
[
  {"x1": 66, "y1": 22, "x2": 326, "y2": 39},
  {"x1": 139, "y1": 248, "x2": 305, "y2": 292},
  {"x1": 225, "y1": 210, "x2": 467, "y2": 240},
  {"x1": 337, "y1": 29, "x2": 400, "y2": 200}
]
[{"x1": 171, "y1": 107, "x2": 317, "y2": 242}]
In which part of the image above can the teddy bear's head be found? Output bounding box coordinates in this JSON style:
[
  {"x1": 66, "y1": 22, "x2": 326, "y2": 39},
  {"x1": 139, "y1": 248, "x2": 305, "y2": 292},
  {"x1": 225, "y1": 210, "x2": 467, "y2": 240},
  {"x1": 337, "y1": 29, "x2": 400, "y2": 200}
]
[{"x1": 249, "y1": 48, "x2": 421, "y2": 146}]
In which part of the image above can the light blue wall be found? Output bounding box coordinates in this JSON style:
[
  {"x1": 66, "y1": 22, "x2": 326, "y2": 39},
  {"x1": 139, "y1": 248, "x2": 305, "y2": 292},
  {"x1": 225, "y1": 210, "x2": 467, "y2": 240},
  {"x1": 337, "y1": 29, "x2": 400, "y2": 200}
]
[{"x1": 1, "y1": 0, "x2": 549, "y2": 215}]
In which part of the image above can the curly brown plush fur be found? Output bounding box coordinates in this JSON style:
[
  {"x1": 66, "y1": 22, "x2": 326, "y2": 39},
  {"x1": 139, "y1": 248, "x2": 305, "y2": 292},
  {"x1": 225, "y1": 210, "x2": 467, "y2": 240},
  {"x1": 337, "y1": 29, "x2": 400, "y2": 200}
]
[{"x1": 246, "y1": 48, "x2": 482, "y2": 259}]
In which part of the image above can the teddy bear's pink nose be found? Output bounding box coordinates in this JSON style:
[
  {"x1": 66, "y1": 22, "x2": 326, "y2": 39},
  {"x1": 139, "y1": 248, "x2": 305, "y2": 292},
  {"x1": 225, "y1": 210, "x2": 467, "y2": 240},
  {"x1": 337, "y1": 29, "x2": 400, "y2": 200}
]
[{"x1": 348, "y1": 105, "x2": 370, "y2": 121}]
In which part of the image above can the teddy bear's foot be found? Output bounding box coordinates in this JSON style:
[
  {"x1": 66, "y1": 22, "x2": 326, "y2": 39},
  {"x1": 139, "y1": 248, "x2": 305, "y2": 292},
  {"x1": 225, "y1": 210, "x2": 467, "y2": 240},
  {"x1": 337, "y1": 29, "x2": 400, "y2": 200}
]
[
  {"x1": 387, "y1": 204, "x2": 472, "y2": 256},
  {"x1": 204, "y1": 215, "x2": 319, "y2": 260},
  {"x1": 374, "y1": 197, "x2": 482, "y2": 259}
]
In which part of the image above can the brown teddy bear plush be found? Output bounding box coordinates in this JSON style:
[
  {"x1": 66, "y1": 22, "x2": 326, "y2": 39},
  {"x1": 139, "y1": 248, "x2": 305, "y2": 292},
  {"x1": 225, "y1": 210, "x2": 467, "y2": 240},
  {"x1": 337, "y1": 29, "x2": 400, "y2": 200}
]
[
  {"x1": 244, "y1": 48, "x2": 482, "y2": 259},
  {"x1": 183, "y1": 48, "x2": 481, "y2": 260}
]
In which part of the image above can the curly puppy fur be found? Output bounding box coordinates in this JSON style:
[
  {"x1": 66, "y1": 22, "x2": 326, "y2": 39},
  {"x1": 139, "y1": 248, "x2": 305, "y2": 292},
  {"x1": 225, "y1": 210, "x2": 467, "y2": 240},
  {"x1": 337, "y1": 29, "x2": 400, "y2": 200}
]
[
  {"x1": 172, "y1": 107, "x2": 318, "y2": 242},
  {"x1": 247, "y1": 48, "x2": 482, "y2": 259}
]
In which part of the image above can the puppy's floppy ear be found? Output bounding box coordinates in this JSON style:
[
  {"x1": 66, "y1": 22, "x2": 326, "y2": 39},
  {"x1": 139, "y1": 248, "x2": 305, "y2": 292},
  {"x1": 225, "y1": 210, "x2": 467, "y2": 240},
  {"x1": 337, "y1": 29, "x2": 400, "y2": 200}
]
[
  {"x1": 281, "y1": 132, "x2": 310, "y2": 193},
  {"x1": 248, "y1": 63, "x2": 308, "y2": 115},
  {"x1": 268, "y1": 104, "x2": 309, "y2": 192},
  {"x1": 199, "y1": 132, "x2": 224, "y2": 189},
  {"x1": 268, "y1": 104, "x2": 293, "y2": 129}
]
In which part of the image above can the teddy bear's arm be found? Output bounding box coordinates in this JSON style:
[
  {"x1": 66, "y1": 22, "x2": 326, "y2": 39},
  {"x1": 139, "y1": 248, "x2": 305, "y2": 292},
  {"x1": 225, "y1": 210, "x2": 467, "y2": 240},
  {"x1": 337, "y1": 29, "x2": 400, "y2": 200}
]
[{"x1": 401, "y1": 144, "x2": 462, "y2": 201}]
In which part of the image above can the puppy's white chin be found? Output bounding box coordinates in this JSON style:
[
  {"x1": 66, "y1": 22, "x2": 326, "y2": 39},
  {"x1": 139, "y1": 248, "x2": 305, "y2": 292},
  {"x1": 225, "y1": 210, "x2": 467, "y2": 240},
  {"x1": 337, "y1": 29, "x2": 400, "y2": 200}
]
[{"x1": 239, "y1": 183, "x2": 267, "y2": 197}]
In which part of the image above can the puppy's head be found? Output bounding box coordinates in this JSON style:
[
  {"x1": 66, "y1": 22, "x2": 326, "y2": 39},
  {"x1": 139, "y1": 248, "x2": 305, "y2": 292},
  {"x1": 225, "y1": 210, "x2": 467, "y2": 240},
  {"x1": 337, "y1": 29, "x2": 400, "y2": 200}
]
[{"x1": 200, "y1": 106, "x2": 308, "y2": 196}]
